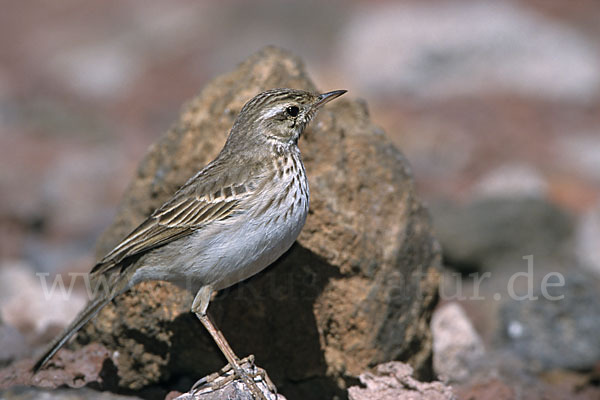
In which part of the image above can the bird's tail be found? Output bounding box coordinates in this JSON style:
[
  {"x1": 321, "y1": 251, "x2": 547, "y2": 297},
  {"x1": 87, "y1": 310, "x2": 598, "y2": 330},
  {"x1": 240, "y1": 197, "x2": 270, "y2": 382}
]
[{"x1": 31, "y1": 295, "x2": 112, "y2": 372}]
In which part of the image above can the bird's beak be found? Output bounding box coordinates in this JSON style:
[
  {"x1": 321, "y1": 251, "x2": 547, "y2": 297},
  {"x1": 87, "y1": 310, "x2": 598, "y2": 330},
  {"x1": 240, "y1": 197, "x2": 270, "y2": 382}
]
[{"x1": 313, "y1": 90, "x2": 347, "y2": 108}]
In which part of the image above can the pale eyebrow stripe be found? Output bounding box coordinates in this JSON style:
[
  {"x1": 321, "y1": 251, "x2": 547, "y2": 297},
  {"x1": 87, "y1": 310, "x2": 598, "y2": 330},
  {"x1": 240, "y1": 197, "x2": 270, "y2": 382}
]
[{"x1": 260, "y1": 105, "x2": 285, "y2": 120}]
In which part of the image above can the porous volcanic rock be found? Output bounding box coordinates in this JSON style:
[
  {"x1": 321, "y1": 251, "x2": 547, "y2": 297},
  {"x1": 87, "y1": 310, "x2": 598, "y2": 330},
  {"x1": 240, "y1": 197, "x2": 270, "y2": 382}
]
[
  {"x1": 76, "y1": 46, "x2": 440, "y2": 399},
  {"x1": 348, "y1": 362, "x2": 456, "y2": 400}
]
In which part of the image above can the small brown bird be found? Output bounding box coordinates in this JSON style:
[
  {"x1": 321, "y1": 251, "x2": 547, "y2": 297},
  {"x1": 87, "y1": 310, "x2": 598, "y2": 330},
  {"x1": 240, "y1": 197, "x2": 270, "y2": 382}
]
[{"x1": 32, "y1": 88, "x2": 346, "y2": 399}]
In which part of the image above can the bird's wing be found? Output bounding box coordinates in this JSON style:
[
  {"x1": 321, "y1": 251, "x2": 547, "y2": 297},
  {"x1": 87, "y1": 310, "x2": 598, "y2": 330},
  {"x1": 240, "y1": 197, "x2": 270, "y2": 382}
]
[{"x1": 91, "y1": 160, "x2": 262, "y2": 276}]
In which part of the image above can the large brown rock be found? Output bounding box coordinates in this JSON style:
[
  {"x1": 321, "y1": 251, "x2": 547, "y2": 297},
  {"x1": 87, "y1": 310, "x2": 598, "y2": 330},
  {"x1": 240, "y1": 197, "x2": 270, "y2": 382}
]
[{"x1": 80, "y1": 47, "x2": 440, "y2": 399}]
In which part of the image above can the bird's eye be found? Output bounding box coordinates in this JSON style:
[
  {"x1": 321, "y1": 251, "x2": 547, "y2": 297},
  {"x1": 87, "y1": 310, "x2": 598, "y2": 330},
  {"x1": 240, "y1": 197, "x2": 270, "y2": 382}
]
[{"x1": 286, "y1": 106, "x2": 300, "y2": 117}]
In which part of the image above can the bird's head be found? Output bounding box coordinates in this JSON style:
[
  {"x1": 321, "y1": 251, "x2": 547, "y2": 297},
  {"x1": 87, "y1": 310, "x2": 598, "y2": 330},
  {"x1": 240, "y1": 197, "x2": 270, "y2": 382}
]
[{"x1": 226, "y1": 88, "x2": 346, "y2": 151}]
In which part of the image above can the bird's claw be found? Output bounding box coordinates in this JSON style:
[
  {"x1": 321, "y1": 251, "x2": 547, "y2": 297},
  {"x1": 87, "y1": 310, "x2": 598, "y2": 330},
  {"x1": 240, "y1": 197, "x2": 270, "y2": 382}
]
[{"x1": 191, "y1": 355, "x2": 277, "y2": 399}]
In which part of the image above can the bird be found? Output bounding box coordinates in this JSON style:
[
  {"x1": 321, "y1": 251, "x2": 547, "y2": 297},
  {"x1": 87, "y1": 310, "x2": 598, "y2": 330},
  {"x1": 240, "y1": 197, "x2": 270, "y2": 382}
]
[{"x1": 32, "y1": 87, "x2": 347, "y2": 399}]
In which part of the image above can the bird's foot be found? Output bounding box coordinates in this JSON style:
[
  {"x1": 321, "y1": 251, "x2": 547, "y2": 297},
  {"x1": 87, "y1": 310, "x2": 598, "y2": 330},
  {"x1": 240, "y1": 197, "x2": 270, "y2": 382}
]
[{"x1": 191, "y1": 355, "x2": 277, "y2": 399}]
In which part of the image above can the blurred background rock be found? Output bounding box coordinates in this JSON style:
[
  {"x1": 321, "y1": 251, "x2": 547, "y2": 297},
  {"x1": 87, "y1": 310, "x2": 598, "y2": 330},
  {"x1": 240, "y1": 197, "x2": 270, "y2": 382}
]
[{"x1": 1, "y1": 1, "x2": 600, "y2": 399}]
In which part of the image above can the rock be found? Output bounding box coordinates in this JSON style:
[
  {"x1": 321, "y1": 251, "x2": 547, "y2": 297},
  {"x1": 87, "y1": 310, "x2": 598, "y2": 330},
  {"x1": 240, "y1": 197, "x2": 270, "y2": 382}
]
[
  {"x1": 174, "y1": 385, "x2": 284, "y2": 400},
  {"x1": 0, "y1": 323, "x2": 27, "y2": 366},
  {"x1": 558, "y1": 134, "x2": 600, "y2": 182},
  {"x1": 576, "y1": 204, "x2": 600, "y2": 277},
  {"x1": 0, "y1": 386, "x2": 143, "y2": 400},
  {"x1": 0, "y1": 343, "x2": 113, "y2": 390},
  {"x1": 453, "y1": 368, "x2": 600, "y2": 400},
  {"x1": 453, "y1": 378, "x2": 515, "y2": 400},
  {"x1": 431, "y1": 197, "x2": 573, "y2": 273},
  {"x1": 470, "y1": 164, "x2": 548, "y2": 200},
  {"x1": 68, "y1": 46, "x2": 441, "y2": 399},
  {"x1": 0, "y1": 261, "x2": 87, "y2": 338},
  {"x1": 539, "y1": 368, "x2": 600, "y2": 400},
  {"x1": 431, "y1": 302, "x2": 485, "y2": 382},
  {"x1": 499, "y1": 273, "x2": 600, "y2": 371},
  {"x1": 339, "y1": 2, "x2": 600, "y2": 101},
  {"x1": 174, "y1": 384, "x2": 277, "y2": 400},
  {"x1": 347, "y1": 362, "x2": 456, "y2": 400}
]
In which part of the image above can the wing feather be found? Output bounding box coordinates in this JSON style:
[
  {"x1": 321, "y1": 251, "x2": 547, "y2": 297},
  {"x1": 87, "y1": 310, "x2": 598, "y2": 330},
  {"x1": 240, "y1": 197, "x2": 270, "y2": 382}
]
[{"x1": 91, "y1": 159, "x2": 261, "y2": 276}]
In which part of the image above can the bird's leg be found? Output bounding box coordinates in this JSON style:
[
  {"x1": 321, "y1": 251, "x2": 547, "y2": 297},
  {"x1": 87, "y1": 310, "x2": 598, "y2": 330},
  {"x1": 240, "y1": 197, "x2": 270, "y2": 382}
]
[{"x1": 191, "y1": 285, "x2": 268, "y2": 400}]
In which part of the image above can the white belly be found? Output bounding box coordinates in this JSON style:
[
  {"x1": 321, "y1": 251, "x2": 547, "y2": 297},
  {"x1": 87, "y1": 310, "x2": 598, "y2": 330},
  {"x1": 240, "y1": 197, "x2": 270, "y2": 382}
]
[
  {"x1": 132, "y1": 162, "x2": 309, "y2": 292},
  {"x1": 209, "y1": 187, "x2": 309, "y2": 290}
]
